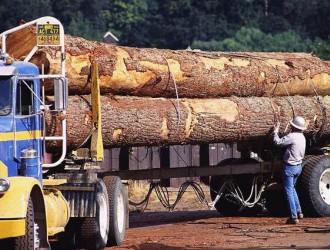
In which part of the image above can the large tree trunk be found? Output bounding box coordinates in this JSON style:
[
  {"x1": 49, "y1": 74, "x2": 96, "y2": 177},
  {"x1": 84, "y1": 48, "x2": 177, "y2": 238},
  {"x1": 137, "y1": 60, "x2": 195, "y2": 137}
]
[
  {"x1": 5, "y1": 25, "x2": 330, "y2": 151},
  {"x1": 41, "y1": 36, "x2": 330, "y2": 98},
  {"x1": 4, "y1": 28, "x2": 330, "y2": 98},
  {"x1": 46, "y1": 95, "x2": 330, "y2": 150}
]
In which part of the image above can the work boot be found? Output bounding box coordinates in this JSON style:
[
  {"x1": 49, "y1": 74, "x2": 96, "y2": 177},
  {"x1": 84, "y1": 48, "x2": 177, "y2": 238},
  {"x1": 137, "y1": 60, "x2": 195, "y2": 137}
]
[
  {"x1": 286, "y1": 218, "x2": 299, "y2": 224},
  {"x1": 297, "y1": 212, "x2": 304, "y2": 219}
]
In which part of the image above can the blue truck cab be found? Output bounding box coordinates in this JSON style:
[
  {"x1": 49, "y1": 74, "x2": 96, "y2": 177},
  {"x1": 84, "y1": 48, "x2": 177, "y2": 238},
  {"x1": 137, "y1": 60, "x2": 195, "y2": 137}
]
[
  {"x1": 0, "y1": 17, "x2": 127, "y2": 250},
  {"x1": 0, "y1": 60, "x2": 43, "y2": 182},
  {"x1": 0, "y1": 17, "x2": 69, "y2": 249}
]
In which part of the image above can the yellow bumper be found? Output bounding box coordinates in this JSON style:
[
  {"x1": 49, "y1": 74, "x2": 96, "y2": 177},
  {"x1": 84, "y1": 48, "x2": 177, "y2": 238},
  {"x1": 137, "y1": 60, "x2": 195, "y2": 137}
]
[{"x1": 0, "y1": 219, "x2": 25, "y2": 238}]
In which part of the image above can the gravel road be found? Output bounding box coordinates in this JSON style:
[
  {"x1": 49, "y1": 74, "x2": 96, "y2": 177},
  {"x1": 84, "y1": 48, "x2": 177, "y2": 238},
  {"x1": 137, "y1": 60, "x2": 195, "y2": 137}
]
[{"x1": 108, "y1": 188, "x2": 330, "y2": 250}]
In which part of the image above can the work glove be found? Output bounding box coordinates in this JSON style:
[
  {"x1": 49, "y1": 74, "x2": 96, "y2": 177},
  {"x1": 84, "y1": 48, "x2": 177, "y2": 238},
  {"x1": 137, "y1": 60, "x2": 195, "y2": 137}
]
[{"x1": 274, "y1": 122, "x2": 280, "y2": 134}]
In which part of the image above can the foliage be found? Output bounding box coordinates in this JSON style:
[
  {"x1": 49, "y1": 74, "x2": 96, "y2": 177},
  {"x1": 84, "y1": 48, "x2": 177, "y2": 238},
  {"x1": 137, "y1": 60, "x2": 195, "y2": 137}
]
[
  {"x1": 191, "y1": 27, "x2": 311, "y2": 52},
  {"x1": 0, "y1": 0, "x2": 329, "y2": 58},
  {"x1": 0, "y1": 0, "x2": 53, "y2": 30},
  {"x1": 309, "y1": 38, "x2": 330, "y2": 60}
]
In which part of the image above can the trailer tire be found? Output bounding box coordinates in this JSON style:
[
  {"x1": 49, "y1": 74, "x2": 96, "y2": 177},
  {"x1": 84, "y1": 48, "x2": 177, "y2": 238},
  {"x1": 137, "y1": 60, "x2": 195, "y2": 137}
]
[
  {"x1": 210, "y1": 158, "x2": 262, "y2": 216},
  {"x1": 297, "y1": 155, "x2": 330, "y2": 217},
  {"x1": 78, "y1": 179, "x2": 109, "y2": 250},
  {"x1": 103, "y1": 175, "x2": 127, "y2": 246},
  {"x1": 264, "y1": 190, "x2": 288, "y2": 216},
  {"x1": 210, "y1": 159, "x2": 239, "y2": 216}
]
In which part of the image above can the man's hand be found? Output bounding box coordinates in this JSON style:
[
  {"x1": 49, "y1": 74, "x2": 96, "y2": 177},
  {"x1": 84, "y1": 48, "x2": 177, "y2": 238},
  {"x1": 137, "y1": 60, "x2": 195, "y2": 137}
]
[{"x1": 274, "y1": 122, "x2": 280, "y2": 134}]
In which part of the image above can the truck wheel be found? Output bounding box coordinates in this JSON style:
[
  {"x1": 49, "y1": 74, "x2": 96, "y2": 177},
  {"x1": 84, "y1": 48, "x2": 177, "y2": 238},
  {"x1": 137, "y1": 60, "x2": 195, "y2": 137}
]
[
  {"x1": 16, "y1": 198, "x2": 41, "y2": 249},
  {"x1": 297, "y1": 155, "x2": 330, "y2": 217},
  {"x1": 210, "y1": 158, "x2": 241, "y2": 216},
  {"x1": 264, "y1": 190, "x2": 288, "y2": 216},
  {"x1": 103, "y1": 175, "x2": 127, "y2": 246},
  {"x1": 210, "y1": 158, "x2": 262, "y2": 216},
  {"x1": 79, "y1": 179, "x2": 109, "y2": 250},
  {"x1": 210, "y1": 175, "x2": 241, "y2": 216},
  {"x1": 0, "y1": 198, "x2": 41, "y2": 250},
  {"x1": 57, "y1": 218, "x2": 83, "y2": 250}
]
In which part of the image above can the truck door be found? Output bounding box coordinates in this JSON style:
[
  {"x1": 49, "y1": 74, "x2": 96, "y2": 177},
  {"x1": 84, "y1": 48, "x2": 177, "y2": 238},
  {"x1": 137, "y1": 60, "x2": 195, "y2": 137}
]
[
  {"x1": 14, "y1": 78, "x2": 42, "y2": 181},
  {"x1": 0, "y1": 75, "x2": 14, "y2": 176}
]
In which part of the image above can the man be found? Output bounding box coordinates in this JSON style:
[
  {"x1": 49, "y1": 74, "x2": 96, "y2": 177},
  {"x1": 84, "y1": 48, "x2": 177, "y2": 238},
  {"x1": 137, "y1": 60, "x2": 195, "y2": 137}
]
[{"x1": 273, "y1": 116, "x2": 307, "y2": 224}]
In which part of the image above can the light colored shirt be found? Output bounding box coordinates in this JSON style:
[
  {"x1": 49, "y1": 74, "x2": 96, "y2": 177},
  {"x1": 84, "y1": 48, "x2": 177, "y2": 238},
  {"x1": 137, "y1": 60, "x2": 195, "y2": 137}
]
[{"x1": 273, "y1": 132, "x2": 306, "y2": 165}]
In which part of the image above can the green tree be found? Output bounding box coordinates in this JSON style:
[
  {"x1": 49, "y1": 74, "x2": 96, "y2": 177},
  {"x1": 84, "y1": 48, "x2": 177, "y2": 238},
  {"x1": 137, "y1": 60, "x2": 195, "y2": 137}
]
[
  {"x1": 52, "y1": 0, "x2": 107, "y2": 40},
  {"x1": 191, "y1": 27, "x2": 311, "y2": 52},
  {"x1": 282, "y1": 0, "x2": 330, "y2": 39},
  {"x1": 310, "y1": 38, "x2": 330, "y2": 60},
  {"x1": 102, "y1": 0, "x2": 148, "y2": 44},
  {"x1": 0, "y1": 0, "x2": 53, "y2": 32},
  {"x1": 0, "y1": 0, "x2": 329, "y2": 56}
]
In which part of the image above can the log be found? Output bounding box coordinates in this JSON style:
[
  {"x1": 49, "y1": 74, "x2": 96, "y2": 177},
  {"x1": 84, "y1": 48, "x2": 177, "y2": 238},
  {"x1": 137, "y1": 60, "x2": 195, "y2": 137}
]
[
  {"x1": 46, "y1": 95, "x2": 330, "y2": 150},
  {"x1": 4, "y1": 28, "x2": 330, "y2": 98},
  {"x1": 38, "y1": 37, "x2": 330, "y2": 98}
]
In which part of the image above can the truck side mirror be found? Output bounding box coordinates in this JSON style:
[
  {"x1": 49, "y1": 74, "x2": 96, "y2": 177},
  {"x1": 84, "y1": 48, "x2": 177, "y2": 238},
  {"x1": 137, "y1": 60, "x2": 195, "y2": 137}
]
[{"x1": 54, "y1": 77, "x2": 68, "y2": 110}]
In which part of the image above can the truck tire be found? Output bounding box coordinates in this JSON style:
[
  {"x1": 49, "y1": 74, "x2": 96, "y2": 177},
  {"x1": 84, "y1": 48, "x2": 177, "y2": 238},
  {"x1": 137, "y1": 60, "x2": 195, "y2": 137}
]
[
  {"x1": 16, "y1": 198, "x2": 40, "y2": 249},
  {"x1": 0, "y1": 198, "x2": 40, "y2": 250},
  {"x1": 210, "y1": 159, "x2": 239, "y2": 216},
  {"x1": 210, "y1": 175, "x2": 241, "y2": 216},
  {"x1": 210, "y1": 158, "x2": 262, "y2": 216},
  {"x1": 297, "y1": 155, "x2": 330, "y2": 217},
  {"x1": 264, "y1": 155, "x2": 317, "y2": 217},
  {"x1": 103, "y1": 175, "x2": 127, "y2": 246},
  {"x1": 57, "y1": 218, "x2": 83, "y2": 250},
  {"x1": 264, "y1": 190, "x2": 288, "y2": 216},
  {"x1": 78, "y1": 179, "x2": 109, "y2": 250}
]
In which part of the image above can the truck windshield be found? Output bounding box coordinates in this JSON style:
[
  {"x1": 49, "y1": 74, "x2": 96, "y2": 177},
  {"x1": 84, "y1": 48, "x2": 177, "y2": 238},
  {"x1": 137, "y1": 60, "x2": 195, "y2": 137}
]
[{"x1": 0, "y1": 76, "x2": 12, "y2": 116}]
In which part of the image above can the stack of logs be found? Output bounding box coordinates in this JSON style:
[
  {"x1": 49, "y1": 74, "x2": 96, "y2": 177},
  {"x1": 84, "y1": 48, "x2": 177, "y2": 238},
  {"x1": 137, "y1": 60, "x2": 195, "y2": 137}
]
[{"x1": 5, "y1": 27, "x2": 330, "y2": 150}]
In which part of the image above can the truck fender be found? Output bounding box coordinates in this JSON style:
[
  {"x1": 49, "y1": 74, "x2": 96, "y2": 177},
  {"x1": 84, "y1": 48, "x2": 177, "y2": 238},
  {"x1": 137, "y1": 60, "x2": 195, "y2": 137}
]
[
  {"x1": 0, "y1": 177, "x2": 43, "y2": 218},
  {"x1": 0, "y1": 176, "x2": 48, "y2": 245}
]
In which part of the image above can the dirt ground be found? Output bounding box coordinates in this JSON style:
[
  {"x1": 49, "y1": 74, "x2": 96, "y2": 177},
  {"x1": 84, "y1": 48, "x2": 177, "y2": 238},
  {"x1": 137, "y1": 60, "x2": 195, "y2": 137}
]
[{"x1": 107, "y1": 187, "x2": 330, "y2": 250}]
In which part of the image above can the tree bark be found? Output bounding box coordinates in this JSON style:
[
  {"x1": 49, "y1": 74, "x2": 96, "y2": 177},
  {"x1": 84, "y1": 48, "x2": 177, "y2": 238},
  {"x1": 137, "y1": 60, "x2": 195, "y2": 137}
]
[
  {"x1": 42, "y1": 36, "x2": 330, "y2": 98},
  {"x1": 4, "y1": 28, "x2": 330, "y2": 98},
  {"x1": 46, "y1": 95, "x2": 330, "y2": 150}
]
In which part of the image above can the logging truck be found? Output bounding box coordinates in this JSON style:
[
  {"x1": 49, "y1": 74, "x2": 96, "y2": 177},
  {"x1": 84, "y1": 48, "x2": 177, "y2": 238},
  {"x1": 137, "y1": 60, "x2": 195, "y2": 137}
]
[
  {"x1": 1, "y1": 16, "x2": 330, "y2": 250},
  {"x1": 0, "y1": 17, "x2": 127, "y2": 250}
]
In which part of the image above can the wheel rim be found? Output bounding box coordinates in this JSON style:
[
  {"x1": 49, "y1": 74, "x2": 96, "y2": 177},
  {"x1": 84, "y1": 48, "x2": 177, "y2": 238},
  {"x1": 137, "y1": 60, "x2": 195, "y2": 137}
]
[
  {"x1": 319, "y1": 169, "x2": 330, "y2": 205},
  {"x1": 116, "y1": 191, "x2": 125, "y2": 234},
  {"x1": 99, "y1": 192, "x2": 109, "y2": 239}
]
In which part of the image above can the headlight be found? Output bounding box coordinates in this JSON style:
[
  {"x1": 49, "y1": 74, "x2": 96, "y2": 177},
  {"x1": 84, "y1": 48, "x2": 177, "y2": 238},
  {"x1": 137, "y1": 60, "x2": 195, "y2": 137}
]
[{"x1": 0, "y1": 178, "x2": 10, "y2": 193}]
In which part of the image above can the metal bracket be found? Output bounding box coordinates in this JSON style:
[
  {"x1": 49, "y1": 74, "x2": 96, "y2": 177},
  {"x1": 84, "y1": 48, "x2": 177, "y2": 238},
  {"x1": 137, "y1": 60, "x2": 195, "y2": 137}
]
[{"x1": 320, "y1": 146, "x2": 330, "y2": 155}]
